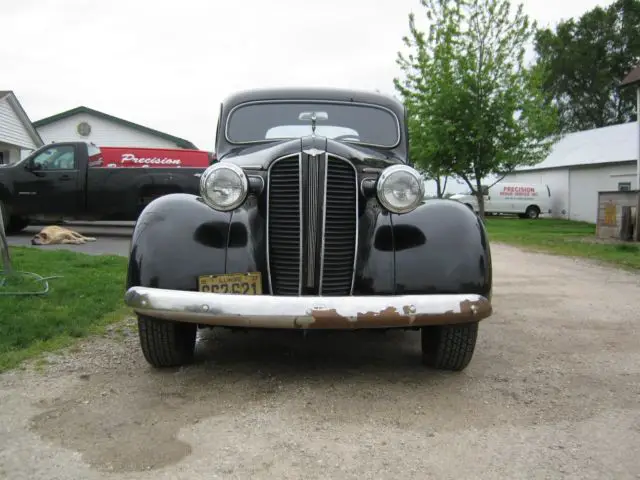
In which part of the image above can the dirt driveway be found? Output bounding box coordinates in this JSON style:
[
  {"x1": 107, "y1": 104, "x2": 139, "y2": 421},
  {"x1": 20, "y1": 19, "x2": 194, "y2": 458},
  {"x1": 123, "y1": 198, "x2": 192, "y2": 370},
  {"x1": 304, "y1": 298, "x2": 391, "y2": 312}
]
[{"x1": 1, "y1": 243, "x2": 639, "y2": 480}]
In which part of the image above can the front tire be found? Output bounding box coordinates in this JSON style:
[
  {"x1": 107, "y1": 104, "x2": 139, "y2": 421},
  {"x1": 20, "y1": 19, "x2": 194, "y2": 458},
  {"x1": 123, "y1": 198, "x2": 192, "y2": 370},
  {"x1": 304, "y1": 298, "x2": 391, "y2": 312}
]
[
  {"x1": 421, "y1": 322, "x2": 479, "y2": 371},
  {"x1": 525, "y1": 206, "x2": 540, "y2": 219},
  {"x1": 137, "y1": 314, "x2": 197, "y2": 368},
  {"x1": 6, "y1": 216, "x2": 29, "y2": 234},
  {"x1": 0, "y1": 200, "x2": 9, "y2": 231}
]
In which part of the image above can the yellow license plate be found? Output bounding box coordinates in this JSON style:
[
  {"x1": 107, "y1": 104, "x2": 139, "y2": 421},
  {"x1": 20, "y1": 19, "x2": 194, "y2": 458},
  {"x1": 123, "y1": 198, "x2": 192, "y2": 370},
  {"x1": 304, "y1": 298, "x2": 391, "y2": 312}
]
[{"x1": 198, "y1": 272, "x2": 262, "y2": 294}]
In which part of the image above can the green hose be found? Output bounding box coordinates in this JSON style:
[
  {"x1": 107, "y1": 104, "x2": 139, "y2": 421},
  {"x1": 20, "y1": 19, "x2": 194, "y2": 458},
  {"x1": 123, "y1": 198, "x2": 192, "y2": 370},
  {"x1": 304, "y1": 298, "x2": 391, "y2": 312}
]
[
  {"x1": 0, "y1": 270, "x2": 63, "y2": 296},
  {"x1": 0, "y1": 207, "x2": 62, "y2": 296}
]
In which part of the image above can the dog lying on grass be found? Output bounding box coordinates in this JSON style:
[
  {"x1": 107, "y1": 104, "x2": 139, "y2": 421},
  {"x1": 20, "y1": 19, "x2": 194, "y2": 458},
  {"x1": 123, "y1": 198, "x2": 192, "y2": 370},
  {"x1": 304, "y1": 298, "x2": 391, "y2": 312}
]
[{"x1": 31, "y1": 226, "x2": 97, "y2": 245}]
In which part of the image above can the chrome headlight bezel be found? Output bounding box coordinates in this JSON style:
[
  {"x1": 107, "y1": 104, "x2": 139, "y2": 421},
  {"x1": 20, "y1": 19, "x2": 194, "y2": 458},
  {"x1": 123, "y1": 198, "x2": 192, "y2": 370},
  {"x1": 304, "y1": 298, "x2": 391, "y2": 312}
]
[
  {"x1": 199, "y1": 162, "x2": 249, "y2": 212},
  {"x1": 376, "y1": 164, "x2": 425, "y2": 214}
]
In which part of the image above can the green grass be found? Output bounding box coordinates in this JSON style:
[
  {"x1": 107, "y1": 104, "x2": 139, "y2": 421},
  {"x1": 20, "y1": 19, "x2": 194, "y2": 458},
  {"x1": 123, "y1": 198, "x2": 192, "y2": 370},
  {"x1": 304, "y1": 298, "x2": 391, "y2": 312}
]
[
  {"x1": 484, "y1": 216, "x2": 640, "y2": 270},
  {"x1": 0, "y1": 247, "x2": 130, "y2": 372}
]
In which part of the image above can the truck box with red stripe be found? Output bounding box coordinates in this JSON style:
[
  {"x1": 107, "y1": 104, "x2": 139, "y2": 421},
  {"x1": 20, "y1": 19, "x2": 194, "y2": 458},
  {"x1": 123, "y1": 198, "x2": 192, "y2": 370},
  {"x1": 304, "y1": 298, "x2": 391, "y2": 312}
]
[{"x1": 90, "y1": 146, "x2": 214, "y2": 168}]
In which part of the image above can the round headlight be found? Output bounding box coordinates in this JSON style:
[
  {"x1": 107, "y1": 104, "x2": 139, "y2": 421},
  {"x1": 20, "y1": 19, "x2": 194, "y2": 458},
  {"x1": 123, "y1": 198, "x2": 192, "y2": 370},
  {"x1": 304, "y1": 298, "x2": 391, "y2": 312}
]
[
  {"x1": 376, "y1": 164, "x2": 425, "y2": 214},
  {"x1": 200, "y1": 163, "x2": 248, "y2": 211}
]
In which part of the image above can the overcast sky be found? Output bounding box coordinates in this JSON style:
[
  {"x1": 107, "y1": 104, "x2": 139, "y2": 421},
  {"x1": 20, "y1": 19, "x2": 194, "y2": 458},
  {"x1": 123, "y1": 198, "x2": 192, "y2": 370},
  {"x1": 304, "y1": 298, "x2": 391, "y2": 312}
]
[{"x1": 3, "y1": 0, "x2": 616, "y2": 155}]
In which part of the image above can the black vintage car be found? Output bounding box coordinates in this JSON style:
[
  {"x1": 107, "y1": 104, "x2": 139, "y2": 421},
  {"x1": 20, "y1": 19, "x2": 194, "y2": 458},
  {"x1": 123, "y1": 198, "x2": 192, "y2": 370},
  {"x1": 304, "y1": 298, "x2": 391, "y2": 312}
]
[{"x1": 124, "y1": 87, "x2": 493, "y2": 371}]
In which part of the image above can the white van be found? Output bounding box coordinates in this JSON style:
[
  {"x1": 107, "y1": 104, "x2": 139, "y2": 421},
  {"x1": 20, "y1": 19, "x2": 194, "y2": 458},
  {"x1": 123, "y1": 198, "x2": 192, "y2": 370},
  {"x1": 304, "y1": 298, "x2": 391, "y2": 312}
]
[{"x1": 450, "y1": 182, "x2": 552, "y2": 219}]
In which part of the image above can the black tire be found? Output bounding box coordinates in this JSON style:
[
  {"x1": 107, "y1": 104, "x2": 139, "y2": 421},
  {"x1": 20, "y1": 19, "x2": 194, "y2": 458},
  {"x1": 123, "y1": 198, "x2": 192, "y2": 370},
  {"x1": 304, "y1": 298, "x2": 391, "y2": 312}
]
[
  {"x1": 421, "y1": 322, "x2": 479, "y2": 371},
  {"x1": 525, "y1": 206, "x2": 540, "y2": 219},
  {"x1": 6, "y1": 216, "x2": 29, "y2": 234},
  {"x1": 137, "y1": 314, "x2": 197, "y2": 368},
  {"x1": 0, "y1": 200, "x2": 9, "y2": 231}
]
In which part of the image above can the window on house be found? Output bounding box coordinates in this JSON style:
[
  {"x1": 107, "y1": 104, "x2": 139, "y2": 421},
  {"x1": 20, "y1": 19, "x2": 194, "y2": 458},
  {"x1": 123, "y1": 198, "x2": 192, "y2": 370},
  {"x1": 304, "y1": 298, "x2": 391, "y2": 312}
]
[{"x1": 618, "y1": 182, "x2": 631, "y2": 191}]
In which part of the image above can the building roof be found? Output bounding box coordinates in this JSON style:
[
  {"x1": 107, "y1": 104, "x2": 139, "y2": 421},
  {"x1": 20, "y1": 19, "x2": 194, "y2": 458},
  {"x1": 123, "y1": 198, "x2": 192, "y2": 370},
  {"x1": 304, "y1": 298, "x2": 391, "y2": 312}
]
[
  {"x1": 33, "y1": 106, "x2": 197, "y2": 149},
  {"x1": 0, "y1": 90, "x2": 44, "y2": 148},
  {"x1": 514, "y1": 121, "x2": 639, "y2": 172},
  {"x1": 621, "y1": 64, "x2": 640, "y2": 89}
]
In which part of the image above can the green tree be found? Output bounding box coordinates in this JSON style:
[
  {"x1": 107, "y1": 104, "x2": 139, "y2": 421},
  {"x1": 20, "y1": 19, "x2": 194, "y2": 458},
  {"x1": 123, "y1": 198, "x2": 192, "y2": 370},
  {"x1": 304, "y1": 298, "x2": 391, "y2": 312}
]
[
  {"x1": 534, "y1": 0, "x2": 640, "y2": 133},
  {"x1": 394, "y1": 0, "x2": 559, "y2": 218},
  {"x1": 395, "y1": 1, "x2": 460, "y2": 198}
]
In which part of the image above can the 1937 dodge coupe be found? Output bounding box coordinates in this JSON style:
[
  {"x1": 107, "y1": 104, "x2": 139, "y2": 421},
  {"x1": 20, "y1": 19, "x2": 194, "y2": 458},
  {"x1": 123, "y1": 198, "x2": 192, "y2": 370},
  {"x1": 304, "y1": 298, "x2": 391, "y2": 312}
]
[{"x1": 124, "y1": 87, "x2": 493, "y2": 371}]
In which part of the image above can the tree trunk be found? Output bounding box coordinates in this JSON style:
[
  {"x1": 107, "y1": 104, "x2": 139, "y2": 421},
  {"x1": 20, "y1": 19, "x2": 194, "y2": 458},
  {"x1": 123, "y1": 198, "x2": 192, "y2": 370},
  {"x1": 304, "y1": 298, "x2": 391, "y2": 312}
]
[
  {"x1": 475, "y1": 178, "x2": 485, "y2": 220},
  {"x1": 435, "y1": 178, "x2": 443, "y2": 198},
  {"x1": 476, "y1": 192, "x2": 485, "y2": 219}
]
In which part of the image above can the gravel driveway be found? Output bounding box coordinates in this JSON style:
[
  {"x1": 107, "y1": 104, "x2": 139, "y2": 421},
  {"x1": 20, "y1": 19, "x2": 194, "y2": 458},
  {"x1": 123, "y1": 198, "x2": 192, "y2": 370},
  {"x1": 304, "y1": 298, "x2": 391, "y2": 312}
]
[{"x1": 0, "y1": 243, "x2": 639, "y2": 480}]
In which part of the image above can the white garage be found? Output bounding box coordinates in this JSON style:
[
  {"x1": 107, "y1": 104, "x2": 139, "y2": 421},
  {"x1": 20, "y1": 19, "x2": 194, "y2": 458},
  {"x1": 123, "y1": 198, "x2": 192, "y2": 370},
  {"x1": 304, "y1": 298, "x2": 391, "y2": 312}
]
[
  {"x1": 502, "y1": 121, "x2": 639, "y2": 224},
  {"x1": 33, "y1": 106, "x2": 197, "y2": 150},
  {"x1": 0, "y1": 91, "x2": 44, "y2": 165}
]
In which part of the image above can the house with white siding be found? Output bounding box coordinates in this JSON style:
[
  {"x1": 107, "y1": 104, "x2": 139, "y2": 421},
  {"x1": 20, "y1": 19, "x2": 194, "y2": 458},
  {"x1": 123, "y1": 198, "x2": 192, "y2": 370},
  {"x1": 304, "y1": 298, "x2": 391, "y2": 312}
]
[
  {"x1": 33, "y1": 106, "x2": 197, "y2": 150},
  {"x1": 502, "y1": 121, "x2": 639, "y2": 224},
  {"x1": 0, "y1": 91, "x2": 44, "y2": 165}
]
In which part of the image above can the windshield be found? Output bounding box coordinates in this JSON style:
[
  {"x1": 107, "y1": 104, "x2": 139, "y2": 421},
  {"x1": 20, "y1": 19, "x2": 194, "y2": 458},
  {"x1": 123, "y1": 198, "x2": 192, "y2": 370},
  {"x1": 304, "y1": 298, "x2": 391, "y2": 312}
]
[{"x1": 226, "y1": 101, "x2": 400, "y2": 147}]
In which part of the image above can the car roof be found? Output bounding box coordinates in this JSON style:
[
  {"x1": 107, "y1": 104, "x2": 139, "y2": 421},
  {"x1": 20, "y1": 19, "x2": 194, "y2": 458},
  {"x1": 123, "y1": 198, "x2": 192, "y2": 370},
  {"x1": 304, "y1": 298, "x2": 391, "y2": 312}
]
[{"x1": 221, "y1": 87, "x2": 405, "y2": 115}]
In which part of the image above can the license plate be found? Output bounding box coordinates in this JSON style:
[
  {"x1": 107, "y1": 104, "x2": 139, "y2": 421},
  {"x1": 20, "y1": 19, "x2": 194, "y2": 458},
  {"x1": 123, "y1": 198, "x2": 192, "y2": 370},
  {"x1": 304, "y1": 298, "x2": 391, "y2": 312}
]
[{"x1": 198, "y1": 272, "x2": 262, "y2": 294}]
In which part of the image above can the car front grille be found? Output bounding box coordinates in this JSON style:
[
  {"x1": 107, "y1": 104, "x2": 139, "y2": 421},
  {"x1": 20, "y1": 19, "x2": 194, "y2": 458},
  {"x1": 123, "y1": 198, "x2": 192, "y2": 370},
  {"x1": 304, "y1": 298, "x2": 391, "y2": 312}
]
[
  {"x1": 266, "y1": 156, "x2": 302, "y2": 296},
  {"x1": 267, "y1": 153, "x2": 358, "y2": 296},
  {"x1": 319, "y1": 157, "x2": 358, "y2": 295}
]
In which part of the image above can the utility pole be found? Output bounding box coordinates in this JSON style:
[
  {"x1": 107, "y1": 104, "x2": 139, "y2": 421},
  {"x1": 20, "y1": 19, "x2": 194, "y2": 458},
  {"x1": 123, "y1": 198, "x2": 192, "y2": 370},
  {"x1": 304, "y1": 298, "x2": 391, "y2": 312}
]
[{"x1": 620, "y1": 65, "x2": 640, "y2": 241}]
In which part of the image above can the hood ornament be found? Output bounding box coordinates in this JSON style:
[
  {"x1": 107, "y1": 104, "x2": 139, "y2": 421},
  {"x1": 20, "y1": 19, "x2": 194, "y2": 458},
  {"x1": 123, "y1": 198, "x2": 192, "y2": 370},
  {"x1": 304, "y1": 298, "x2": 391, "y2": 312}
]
[{"x1": 298, "y1": 111, "x2": 328, "y2": 138}]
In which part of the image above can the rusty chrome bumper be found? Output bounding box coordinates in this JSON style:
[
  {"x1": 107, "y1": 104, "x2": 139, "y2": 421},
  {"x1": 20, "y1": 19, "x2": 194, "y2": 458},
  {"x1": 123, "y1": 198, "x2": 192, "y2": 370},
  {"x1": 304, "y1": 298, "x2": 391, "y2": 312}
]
[{"x1": 124, "y1": 287, "x2": 492, "y2": 329}]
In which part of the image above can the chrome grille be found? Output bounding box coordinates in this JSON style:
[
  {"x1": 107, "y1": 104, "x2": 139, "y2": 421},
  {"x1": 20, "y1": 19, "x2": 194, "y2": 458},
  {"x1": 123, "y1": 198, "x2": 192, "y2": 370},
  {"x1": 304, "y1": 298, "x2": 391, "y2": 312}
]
[
  {"x1": 305, "y1": 154, "x2": 321, "y2": 288},
  {"x1": 266, "y1": 155, "x2": 302, "y2": 295},
  {"x1": 266, "y1": 153, "x2": 357, "y2": 296},
  {"x1": 320, "y1": 156, "x2": 358, "y2": 295}
]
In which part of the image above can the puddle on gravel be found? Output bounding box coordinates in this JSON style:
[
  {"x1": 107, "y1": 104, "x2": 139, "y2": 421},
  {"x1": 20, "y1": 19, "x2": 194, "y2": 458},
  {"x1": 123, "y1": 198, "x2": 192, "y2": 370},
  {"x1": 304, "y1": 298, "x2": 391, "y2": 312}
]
[{"x1": 29, "y1": 373, "x2": 203, "y2": 472}]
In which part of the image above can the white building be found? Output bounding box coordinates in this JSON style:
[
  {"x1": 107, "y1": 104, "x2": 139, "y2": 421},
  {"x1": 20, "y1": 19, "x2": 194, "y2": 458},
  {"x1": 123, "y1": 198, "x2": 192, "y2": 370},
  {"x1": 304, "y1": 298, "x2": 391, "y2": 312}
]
[
  {"x1": 502, "y1": 121, "x2": 639, "y2": 224},
  {"x1": 0, "y1": 91, "x2": 44, "y2": 165},
  {"x1": 33, "y1": 106, "x2": 197, "y2": 150}
]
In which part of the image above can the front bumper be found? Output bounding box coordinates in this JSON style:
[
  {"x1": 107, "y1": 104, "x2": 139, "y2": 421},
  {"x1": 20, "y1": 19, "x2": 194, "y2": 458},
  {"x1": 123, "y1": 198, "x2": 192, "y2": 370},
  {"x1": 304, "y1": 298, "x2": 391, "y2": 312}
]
[{"x1": 124, "y1": 287, "x2": 493, "y2": 329}]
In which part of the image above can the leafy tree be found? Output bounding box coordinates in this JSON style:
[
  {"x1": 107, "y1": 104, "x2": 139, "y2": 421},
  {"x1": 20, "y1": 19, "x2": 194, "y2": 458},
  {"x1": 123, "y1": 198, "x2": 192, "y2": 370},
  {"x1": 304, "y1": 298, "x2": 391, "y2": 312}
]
[
  {"x1": 534, "y1": 0, "x2": 640, "y2": 133},
  {"x1": 394, "y1": 0, "x2": 559, "y2": 218}
]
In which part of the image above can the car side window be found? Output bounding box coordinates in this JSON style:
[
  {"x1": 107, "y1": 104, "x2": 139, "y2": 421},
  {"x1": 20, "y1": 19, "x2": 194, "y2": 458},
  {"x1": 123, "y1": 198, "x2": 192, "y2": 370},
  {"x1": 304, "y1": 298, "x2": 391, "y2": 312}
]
[{"x1": 31, "y1": 145, "x2": 77, "y2": 170}]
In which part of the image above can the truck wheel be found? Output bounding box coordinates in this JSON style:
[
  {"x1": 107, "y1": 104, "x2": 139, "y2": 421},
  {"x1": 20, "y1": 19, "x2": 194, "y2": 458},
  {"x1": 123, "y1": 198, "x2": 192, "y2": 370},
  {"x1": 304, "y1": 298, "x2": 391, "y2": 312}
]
[
  {"x1": 6, "y1": 216, "x2": 29, "y2": 234},
  {"x1": 0, "y1": 201, "x2": 9, "y2": 231},
  {"x1": 525, "y1": 206, "x2": 540, "y2": 219},
  {"x1": 420, "y1": 322, "x2": 479, "y2": 371},
  {"x1": 137, "y1": 314, "x2": 197, "y2": 368}
]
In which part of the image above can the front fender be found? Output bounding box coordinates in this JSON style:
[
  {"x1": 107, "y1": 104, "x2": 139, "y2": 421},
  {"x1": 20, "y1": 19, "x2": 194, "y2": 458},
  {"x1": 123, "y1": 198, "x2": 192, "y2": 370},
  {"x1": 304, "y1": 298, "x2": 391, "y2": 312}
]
[
  {"x1": 224, "y1": 195, "x2": 268, "y2": 286},
  {"x1": 353, "y1": 199, "x2": 395, "y2": 295},
  {"x1": 126, "y1": 193, "x2": 231, "y2": 291},
  {"x1": 391, "y1": 199, "x2": 492, "y2": 297}
]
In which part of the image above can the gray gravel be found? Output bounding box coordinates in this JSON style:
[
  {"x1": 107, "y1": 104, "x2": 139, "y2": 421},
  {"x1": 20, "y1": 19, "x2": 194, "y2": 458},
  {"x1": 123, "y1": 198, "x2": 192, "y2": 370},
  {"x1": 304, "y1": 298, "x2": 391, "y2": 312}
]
[{"x1": 0, "y1": 243, "x2": 639, "y2": 480}]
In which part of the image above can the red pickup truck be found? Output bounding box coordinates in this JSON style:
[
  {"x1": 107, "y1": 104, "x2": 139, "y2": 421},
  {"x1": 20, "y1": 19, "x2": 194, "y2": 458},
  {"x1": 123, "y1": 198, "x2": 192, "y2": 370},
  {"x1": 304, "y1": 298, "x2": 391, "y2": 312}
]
[{"x1": 0, "y1": 141, "x2": 215, "y2": 233}]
